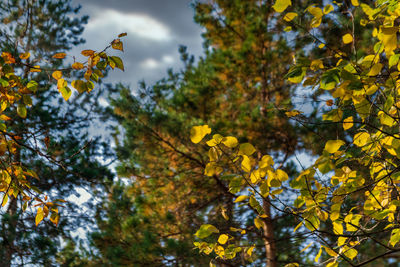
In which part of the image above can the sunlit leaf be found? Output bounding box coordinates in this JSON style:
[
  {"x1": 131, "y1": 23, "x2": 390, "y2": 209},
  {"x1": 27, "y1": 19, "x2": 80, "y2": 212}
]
[
  {"x1": 324, "y1": 140, "x2": 345, "y2": 153},
  {"x1": 272, "y1": 0, "x2": 291, "y2": 12},
  {"x1": 218, "y1": 234, "x2": 229, "y2": 244},
  {"x1": 342, "y1": 34, "x2": 353, "y2": 44},
  {"x1": 52, "y1": 52, "x2": 66, "y2": 59},
  {"x1": 190, "y1": 125, "x2": 212, "y2": 143},
  {"x1": 35, "y1": 207, "x2": 44, "y2": 226}
]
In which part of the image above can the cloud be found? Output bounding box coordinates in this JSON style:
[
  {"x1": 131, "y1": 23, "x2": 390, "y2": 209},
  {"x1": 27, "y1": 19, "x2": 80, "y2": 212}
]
[
  {"x1": 86, "y1": 10, "x2": 171, "y2": 42},
  {"x1": 70, "y1": 0, "x2": 203, "y2": 87}
]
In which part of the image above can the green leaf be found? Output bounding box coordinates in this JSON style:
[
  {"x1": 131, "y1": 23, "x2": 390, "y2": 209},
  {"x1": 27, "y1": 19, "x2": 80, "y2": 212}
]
[
  {"x1": 390, "y1": 229, "x2": 400, "y2": 247},
  {"x1": 0, "y1": 78, "x2": 9, "y2": 87},
  {"x1": 26, "y1": 80, "x2": 38, "y2": 92},
  {"x1": 110, "y1": 56, "x2": 124, "y2": 71},
  {"x1": 239, "y1": 143, "x2": 256, "y2": 156},
  {"x1": 17, "y1": 104, "x2": 27, "y2": 118},
  {"x1": 71, "y1": 80, "x2": 87, "y2": 93},
  {"x1": 195, "y1": 224, "x2": 219, "y2": 239},
  {"x1": 254, "y1": 217, "x2": 263, "y2": 229},
  {"x1": 86, "y1": 81, "x2": 94, "y2": 92},
  {"x1": 59, "y1": 86, "x2": 72, "y2": 101},
  {"x1": 320, "y1": 69, "x2": 340, "y2": 90}
]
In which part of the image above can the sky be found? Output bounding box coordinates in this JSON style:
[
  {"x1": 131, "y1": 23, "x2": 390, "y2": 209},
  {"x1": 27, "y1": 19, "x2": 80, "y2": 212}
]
[
  {"x1": 65, "y1": 0, "x2": 205, "y2": 214},
  {"x1": 71, "y1": 0, "x2": 204, "y2": 88}
]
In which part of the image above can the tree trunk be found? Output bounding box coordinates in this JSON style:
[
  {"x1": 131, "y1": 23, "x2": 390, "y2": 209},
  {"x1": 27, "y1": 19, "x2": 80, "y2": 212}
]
[
  {"x1": 2, "y1": 196, "x2": 18, "y2": 267},
  {"x1": 262, "y1": 198, "x2": 277, "y2": 267}
]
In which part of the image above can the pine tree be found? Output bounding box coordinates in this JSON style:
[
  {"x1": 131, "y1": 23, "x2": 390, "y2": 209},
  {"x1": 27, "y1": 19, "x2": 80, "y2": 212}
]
[
  {"x1": 90, "y1": 1, "x2": 316, "y2": 265},
  {"x1": 0, "y1": 1, "x2": 115, "y2": 265}
]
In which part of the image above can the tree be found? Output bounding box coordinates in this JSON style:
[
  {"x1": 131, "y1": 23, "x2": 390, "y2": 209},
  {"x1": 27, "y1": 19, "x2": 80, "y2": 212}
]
[
  {"x1": 193, "y1": 0, "x2": 400, "y2": 266},
  {"x1": 0, "y1": 0, "x2": 125, "y2": 265},
  {"x1": 89, "y1": 0, "x2": 321, "y2": 266}
]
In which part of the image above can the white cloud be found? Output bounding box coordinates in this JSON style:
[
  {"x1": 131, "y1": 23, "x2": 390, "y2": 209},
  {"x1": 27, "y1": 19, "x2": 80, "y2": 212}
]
[
  {"x1": 140, "y1": 58, "x2": 159, "y2": 69},
  {"x1": 86, "y1": 9, "x2": 171, "y2": 42},
  {"x1": 140, "y1": 54, "x2": 175, "y2": 69}
]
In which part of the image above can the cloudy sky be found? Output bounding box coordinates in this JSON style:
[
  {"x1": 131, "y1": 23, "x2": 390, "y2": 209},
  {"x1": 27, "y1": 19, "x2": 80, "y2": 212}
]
[{"x1": 71, "y1": 0, "x2": 203, "y2": 87}]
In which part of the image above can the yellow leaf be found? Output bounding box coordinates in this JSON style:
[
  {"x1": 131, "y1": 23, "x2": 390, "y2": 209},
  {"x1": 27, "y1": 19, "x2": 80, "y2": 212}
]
[
  {"x1": 381, "y1": 27, "x2": 398, "y2": 55},
  {"x1": 234, "y1": 195, "x2": 249, "y2": 203},
  {"x1": 72, "y1": 62, "x2": 84, "y2": 70},
  {"x1": 315, "y1": 247, "x2": 322, "y2": 262},
  {"x1": 190, "y1": 125, "x2": 211, "y2": 143},
  {"x1": 333, "y1": 221, "x2": 343, "y2": 235},
  {"x1": 342, "y1": 34, "x2": 353, "y2": 44},
  {"x1": 367, "y1": 63, "x2": 383, "y2": 76},
  {"x1": 35, "y1": 207, "x2": 44, "y2": 226},
  {"x1": 206, "y1": 134, "x2": 223, "y2": 146},
  {"x1": 293, "y1": 221, "x2": 303, "y2": 232},
  {"x1": 222, "y1": 136, "x2": 238, "y2": 148},
  {"x1": 390, "y1": 229, "x2": 400, "y2": 247},
  {"x1": 338, "y1": 236, "x2": 347, "y2": 247},
  {"x1": 272, "y1": 0, "x2": 292, "y2": 13},
  {"x1": 50, "y1": 212, "x2": 60, "y2": 226},
  {"x1": 276, "y1": 169, "x2": 289, "y2": 181},
  {"x1": 323, "y1": 4, "x2": 333, "y2": 14},
  {"x1": 52, "y1": 70, "x2": 62, "y2": 80},
  {"x1": 285, "y1": 110, "x2": 301, "y2": 117},
  {"x1": 351, "y1": 0, "x2": 359, "y2": 6},
  {"x1": 318, "y1": 43, "x2": 325, "y2": 49},
  {"x1": 241, "y1": 155, "x2": 252, "y2": 172},
  {"x1": 283, "y1": 12, "x2": 297, "y2": 21},
  {"x1": 19, "y1": 52, "x2": 30, "y2": 60},
  {"x1": 250, "y1": 169, "x2": 261, "y2": 183},
  {"x1": 259, "y1": 155, "x2": 274, "y2": 168},
  {"x1": 1, "y1": 194, "x2": 8, "y2": 207},
  {"x1": 57, "y1": 78, "x2": 66, "y2": 89},
  {"x1": 247, "y1": 246, "x2": 255, "y2": 256},
  {"x1": 271, "y1": 188, "x2": 283, "y2": 195},
  {"x1": 343, "y1": 116, "x2": 353, "y2": 130},
  {"x1": 353, "y1": 132, "x2": 370, "y2": 147},
  {"x1": 343, "y1": 246, "x2": 358, "y2": 260},
  {"x1": 52, "y1": 52, "x2": 66, "y2": 59},
  {"x1": 324, "y1": 246, "x2": 338, "y2": 257},
  {"x1": 324, "y1": 140, "x2": 345, "y2": 153},
  {"x1": 284, "y1": 26, "x2": 292, "y2": 32},
  {"x1": 300, "y1": 242, "x2": 313, "y2": 252},
  {"x1": 239, "y1": 143, "x2": 256, "y2": 156},
  {"x1": 254, "y1": 217, "x2": 263, "y2": 229},
  {"x1": 218, "y1": 234, "x2": 229, "y2": 244}
]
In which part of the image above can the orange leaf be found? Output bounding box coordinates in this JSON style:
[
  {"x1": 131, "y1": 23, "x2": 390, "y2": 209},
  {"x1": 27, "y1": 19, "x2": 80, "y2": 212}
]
[
  {"x1": 81, "y1": 50, "x2": 95, "y2": 57},
  {"x1": 112, "y1": 39, "x2": 123, "y2": 51},
  {"x1": 19, "y1": 52, "x2": 30, "y2": 60},
  {"x1": 30, "y1": 65, "x2": 41, "y2": 72},
  {"x1": 52, "y1": 52, "x2": 66, "y2": 59},
  {"x1": 72, "y1": 62, "x2": 84, "y2": 70}
]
